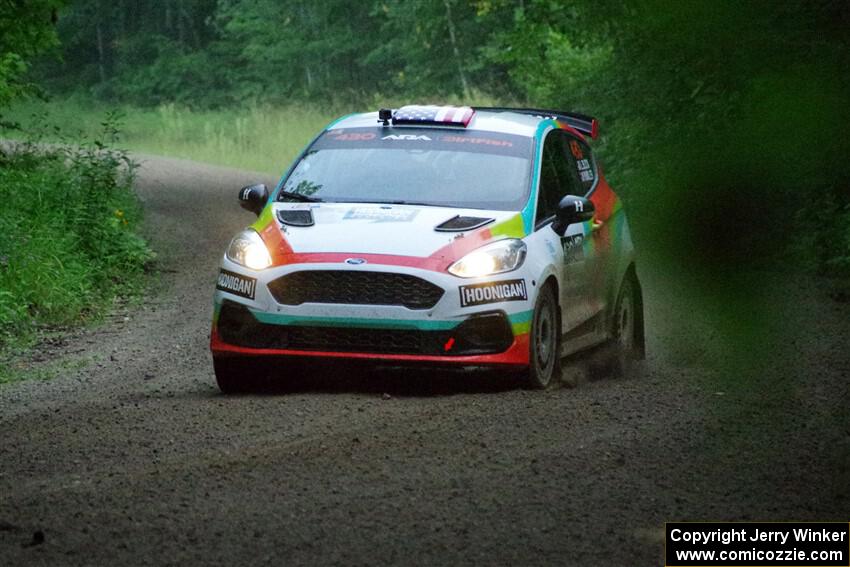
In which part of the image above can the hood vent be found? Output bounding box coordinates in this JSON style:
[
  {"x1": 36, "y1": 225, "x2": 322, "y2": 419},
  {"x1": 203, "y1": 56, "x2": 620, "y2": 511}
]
[
  {"x1": 277, "y1": 209, "x2": 314, "y2": 227},
  {"x1": 435, "y1": 215, "x2": 494, "y2": 232}
]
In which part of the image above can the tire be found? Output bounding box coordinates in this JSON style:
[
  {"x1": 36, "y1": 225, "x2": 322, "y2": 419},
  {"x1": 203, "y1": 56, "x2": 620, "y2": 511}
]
[
  {"x1": 213, "y1": 356, "x2": 260, "y2": 394},
  {"x1": 611, "y1": 271, "x2": 643, "y2": 376},
  {"x1": 525, "y1": 283, "x2": 561, "y2": 390}
]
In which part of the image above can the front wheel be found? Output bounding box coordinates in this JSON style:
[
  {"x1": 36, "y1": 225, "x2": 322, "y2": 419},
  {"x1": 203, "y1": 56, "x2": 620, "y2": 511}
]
[
  {"x1": 213, "y1": 356, "x2": 262, "y2": 394},
  {"x1": 525, "y1": 284, "x2": 561, "y2": 390}
]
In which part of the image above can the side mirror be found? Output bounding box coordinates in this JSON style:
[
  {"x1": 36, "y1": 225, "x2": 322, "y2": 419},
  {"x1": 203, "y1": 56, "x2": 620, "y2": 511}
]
[
  {"x1": 551, "y1": 195, "x2": 595, "y2": 236},
  {"x1": 239, "y1": 183, "x2": 269, "y2": 216}
]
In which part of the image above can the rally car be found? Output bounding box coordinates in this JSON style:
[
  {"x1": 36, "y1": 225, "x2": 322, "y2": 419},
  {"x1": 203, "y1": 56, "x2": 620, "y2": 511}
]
[{"x1": 210, "y1": 105, "x2": 644, "y2": 392}]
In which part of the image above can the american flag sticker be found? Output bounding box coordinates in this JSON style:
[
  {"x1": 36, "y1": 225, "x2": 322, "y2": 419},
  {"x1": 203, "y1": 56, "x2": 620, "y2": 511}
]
[{"x1": 393, "y1": 105, "x2": 475, "y2": 127}]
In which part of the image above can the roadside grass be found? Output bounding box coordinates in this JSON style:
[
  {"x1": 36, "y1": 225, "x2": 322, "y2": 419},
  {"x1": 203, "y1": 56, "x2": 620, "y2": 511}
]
[
  {"x1": 0, "y1": 115, "x2": 155, "y2": 383},
  {"x1": 2, "y1": 92, "x2": 508, "y2": 175},
  {"x1": 4, "y1": 98, "x2": 339, "y2": 175}
]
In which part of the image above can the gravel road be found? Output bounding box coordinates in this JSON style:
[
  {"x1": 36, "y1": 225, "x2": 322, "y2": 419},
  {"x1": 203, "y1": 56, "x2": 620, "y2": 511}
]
[{"x1": 1, "y1": 155, "x2": 848, "y2": 566}]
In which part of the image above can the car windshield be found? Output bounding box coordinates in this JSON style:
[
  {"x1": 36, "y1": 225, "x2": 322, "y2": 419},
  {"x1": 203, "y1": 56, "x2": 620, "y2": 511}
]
[{"x1": 279, "y1": 127, "x2": 533, "y2": 211}]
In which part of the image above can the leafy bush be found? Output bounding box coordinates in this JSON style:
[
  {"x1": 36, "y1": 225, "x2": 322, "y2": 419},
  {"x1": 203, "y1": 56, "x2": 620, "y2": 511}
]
[
  {"x1": 0, "y1": 1, "x2": 61, "y2": 106},
  {"x1": 0, "y1": 113, "x2": 154, "y2": 350}
]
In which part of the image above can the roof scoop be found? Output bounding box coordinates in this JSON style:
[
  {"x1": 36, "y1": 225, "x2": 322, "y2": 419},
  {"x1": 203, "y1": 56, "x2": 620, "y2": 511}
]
[
  {"x1": 435, "y1": 215, "x2": 494, "y2": 232},
  {"x1": 277, "y1": 209, "x2": 314, "y2": 227}
]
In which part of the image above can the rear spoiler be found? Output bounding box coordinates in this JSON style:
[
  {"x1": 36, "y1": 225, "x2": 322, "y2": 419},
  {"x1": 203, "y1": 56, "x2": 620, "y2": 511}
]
[{"x1": 472, "y1": 107, "x2": 599, "y2": 140}]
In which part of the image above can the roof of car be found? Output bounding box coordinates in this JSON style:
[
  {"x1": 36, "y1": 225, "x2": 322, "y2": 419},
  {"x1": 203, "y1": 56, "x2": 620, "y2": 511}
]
[{"x1": 329, "y1": 109, "x2": 545, "y2": 138}]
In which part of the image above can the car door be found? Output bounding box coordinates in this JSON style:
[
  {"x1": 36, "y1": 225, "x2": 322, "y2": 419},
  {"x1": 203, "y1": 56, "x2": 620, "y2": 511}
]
[
  {"x1": 566, "y1": 134, "x2": 611, "y2": 318},
  {"x1": 534, "y1": 130, "x2": 597, "y2": 333}
]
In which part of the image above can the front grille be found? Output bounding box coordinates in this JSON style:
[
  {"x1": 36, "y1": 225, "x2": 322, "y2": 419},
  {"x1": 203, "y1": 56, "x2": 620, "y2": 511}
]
[
  {"x1": 268, "y1": 270, "x2": 444, "y2": 310},
  {"x1": 285, "y1": 326, "x2": 432, "y2": 354},
  {"x1": 217, "y1": 301, "x2": 513, "y2": 356}
]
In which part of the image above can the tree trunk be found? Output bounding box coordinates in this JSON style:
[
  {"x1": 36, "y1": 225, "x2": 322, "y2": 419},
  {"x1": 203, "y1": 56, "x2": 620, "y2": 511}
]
[
  {"x1": 442, "y1": 0, "x2": 472, "y2": 100},
  {"x1": 165, "y1": 0, "x2": 172, "y2": 33},
  {"x1": 179, "y1": 2, "x2": 202, "y2": 48},
  {"x1": 96, "y1": 20, "x2": 107, "y2": 83},
  {"x1": 176, "y1": 0, "x2": 185, "y2": 43}
]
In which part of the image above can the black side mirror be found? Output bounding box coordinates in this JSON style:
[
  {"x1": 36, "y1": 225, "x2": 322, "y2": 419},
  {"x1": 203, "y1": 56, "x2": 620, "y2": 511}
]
[
  {"x1": 551, "y1": 195, "x2": 595, "y2": 236},
  {"x1": 239, "y1": 183, "x2": 269, "y2": 216}
]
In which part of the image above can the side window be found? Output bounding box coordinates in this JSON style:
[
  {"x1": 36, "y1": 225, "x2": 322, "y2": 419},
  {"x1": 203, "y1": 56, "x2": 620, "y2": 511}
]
[
  {"x1": 567, "y1": 137, "x2": 597, "y2": 194},
  {"x1": 535, "y1": 131, "x2": 583, "y2": 225}
]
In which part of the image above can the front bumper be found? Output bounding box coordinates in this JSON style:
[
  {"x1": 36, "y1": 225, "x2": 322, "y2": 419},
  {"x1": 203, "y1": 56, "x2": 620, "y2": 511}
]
[{"x1": 210, "y1": 258, "x2": 535, "y2": 367}]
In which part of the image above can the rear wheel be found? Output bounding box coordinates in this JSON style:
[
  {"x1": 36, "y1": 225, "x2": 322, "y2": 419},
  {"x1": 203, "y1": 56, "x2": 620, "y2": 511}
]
[
  {"x1": 525, "y1": 284, "x2": 560, "y2": 390},
  {"x1": 611, "y1": 272, "x2": 643, "y2": 376}
]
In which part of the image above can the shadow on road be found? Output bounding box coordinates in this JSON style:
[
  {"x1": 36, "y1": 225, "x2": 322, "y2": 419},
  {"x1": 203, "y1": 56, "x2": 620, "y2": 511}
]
[
  {"x1": 209, "y1": 344, "x2": 639, "y2": 398},
  {"x1": 220, "y1": 359, "x2": 525, "y2": 397}
]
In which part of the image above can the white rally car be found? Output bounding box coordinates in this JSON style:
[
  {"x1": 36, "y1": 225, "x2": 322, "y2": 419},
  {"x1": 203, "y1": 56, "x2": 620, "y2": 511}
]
[{"x1": 211, "y1": 105, "x2": 644, "y2": 392}]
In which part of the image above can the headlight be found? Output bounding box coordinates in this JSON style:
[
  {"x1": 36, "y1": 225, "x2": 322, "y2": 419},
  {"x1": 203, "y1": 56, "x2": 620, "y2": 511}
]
[
  {"x1": 448, "y1": 239, "x2": 527, "y2": 278},
  {"x1": 226, "y1": 229, "x2": 272, "y2": 270}
]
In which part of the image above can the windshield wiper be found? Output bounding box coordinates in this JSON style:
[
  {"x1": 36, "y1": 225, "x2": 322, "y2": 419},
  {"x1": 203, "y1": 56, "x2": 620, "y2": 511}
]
[{"x1": 278, "y1": 190, "x2": 322, "y2": 203}]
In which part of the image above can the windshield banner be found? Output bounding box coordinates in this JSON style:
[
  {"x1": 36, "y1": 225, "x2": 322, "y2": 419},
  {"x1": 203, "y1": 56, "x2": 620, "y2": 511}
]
[{"x1": 314, "y1": 127, "x2": 533, "y2": 158}]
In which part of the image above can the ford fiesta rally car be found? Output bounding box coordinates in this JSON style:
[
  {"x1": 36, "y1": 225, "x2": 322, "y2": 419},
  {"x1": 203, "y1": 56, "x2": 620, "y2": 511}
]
[{"x1": 211, "y1": 105, "x2": 644, "y2": 392}]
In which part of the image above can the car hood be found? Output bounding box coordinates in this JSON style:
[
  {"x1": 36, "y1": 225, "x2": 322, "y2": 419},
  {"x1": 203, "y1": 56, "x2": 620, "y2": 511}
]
[{"x1": 255, "y1": 202, "x2": 525, "y2": 260}]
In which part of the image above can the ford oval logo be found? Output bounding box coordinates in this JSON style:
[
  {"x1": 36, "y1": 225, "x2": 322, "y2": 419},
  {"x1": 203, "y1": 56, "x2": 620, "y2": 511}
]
[{"x1": 345, "y1": 258, "x2": 367, "y2": 265}]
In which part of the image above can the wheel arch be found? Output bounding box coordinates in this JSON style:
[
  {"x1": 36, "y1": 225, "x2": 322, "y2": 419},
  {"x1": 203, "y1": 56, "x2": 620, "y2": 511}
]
[{"x1": 539, "y1": 273, "x2": 561, "y2": 334}]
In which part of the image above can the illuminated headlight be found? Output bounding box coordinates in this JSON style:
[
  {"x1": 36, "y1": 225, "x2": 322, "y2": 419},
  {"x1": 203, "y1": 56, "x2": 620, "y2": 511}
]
[
  {"x1": 225, "y1": 230, "x2": 272, "y2": 270},
  {"x1": 448, "y1": 239, "x2": 527, "y2": 278}
]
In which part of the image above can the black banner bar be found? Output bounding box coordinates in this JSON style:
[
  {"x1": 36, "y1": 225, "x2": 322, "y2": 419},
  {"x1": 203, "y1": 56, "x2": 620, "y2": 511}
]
[{"x1": 666, "y1": 522, "x2": 849, "y2": 566}]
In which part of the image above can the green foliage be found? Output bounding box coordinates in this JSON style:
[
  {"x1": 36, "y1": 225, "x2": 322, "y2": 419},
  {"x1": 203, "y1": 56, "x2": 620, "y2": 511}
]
[
  {"x1": 214, "y1": 0, "x2": 378, "y2": 102},
  {"x1": 0, "y1": 114, "x2": 154, "y2": 350},
  {"x1": 102, "y1": 36, "x2": 227, "y2": 107},
  {"x1": 0, "y1": 0, "x2": 63, "y2": 105},
  {"x1": 35, "y1": 0, "x2": 520, "y2": 106},
  {"x1": 486, "y1": 1, "x2": 850, "y2": 278}
]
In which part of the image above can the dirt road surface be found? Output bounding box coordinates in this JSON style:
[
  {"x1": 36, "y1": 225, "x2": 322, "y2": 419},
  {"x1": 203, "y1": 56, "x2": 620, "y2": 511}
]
[{"x1": 1, "y1": 155, "x2": 848, "y2": 566}]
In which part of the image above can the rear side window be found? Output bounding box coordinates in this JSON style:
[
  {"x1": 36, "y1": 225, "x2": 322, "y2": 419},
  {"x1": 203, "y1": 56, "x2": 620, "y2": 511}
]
[{"x1": 567, "y1": 137, "x2": 597, "y2": 193}]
